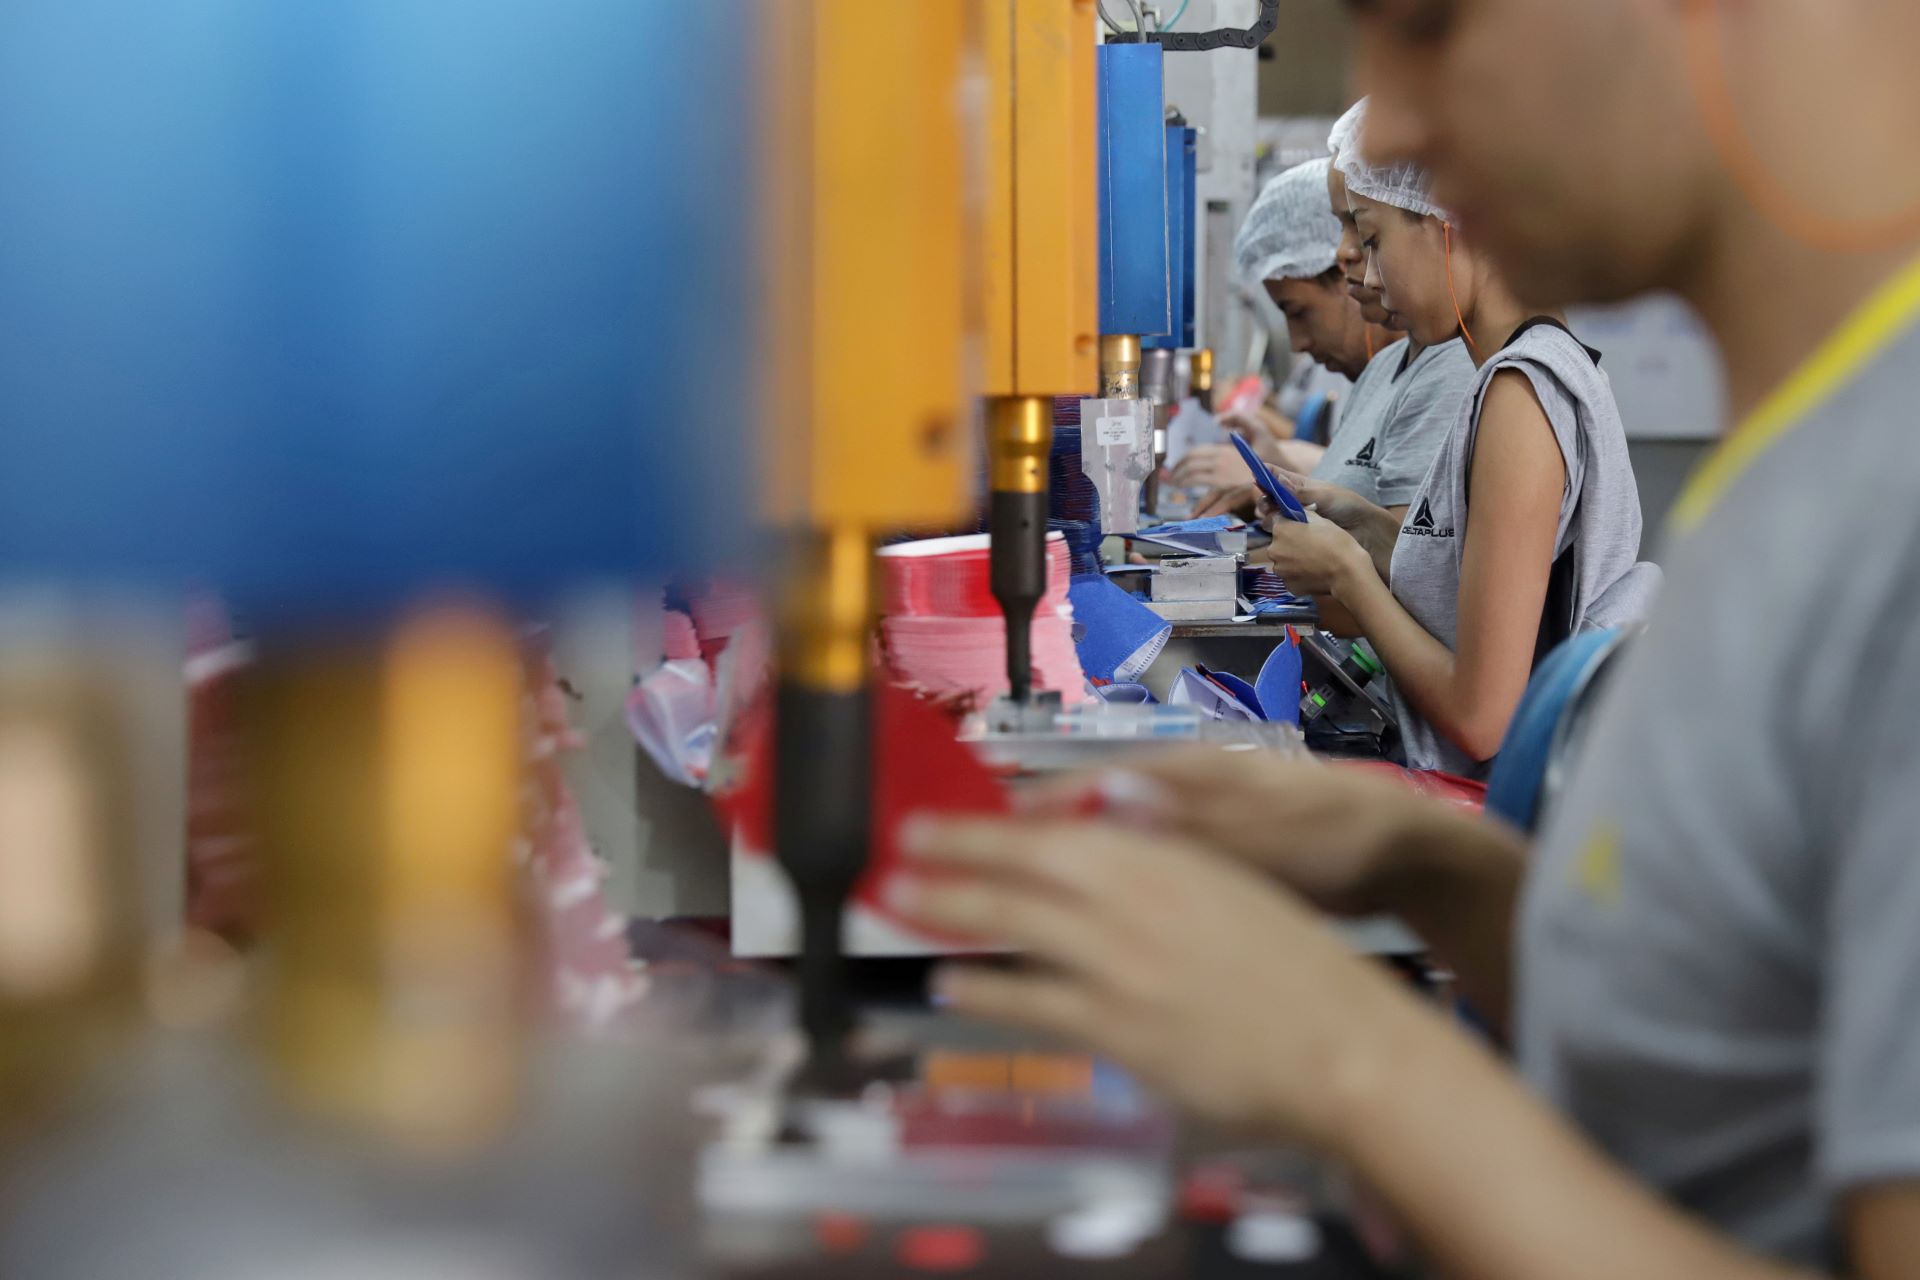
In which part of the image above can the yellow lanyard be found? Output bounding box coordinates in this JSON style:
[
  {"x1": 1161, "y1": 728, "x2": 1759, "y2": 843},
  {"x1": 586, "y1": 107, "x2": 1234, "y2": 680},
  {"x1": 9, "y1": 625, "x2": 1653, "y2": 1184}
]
[{"x1": 1670, "y1": 253, "x2": 1920, "y2": 534}]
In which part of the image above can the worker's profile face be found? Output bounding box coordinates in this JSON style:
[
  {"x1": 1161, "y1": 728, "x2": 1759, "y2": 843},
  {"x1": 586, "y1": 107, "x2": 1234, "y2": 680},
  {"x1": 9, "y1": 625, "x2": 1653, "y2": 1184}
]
[
  {"x1": 1265, "y1": 276, "x2": 1370, "y2": 380},
  {"x1": 1345, "y1": 0, "x2": 1705, "y2": 308},
  {"x1": 1326, "y1": 163, "x2": 1397, "y2": 328},
  {"x1": 1351, "y1": 196, "x2": 1453, "y2": 347}
]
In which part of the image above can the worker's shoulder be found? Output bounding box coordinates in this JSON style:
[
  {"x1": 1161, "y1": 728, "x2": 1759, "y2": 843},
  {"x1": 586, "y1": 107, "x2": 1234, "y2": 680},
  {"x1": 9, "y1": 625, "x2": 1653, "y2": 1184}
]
[
  {"x1": 1353, "y1": 336, "x2": 1410, "y2": 387},
  {"x1": 1401, "y1": 335, "x2": 1478, "y2": 401},
  {"x1": 1380, "y1": 340, "x2": 1476, "y2": 442},
  {"x1": 1734, "y1": 318, "x2": 1920, "y2": 517},
  {"x1": 1678, "y1": 320, "x2": 1920, "y2": 602}
]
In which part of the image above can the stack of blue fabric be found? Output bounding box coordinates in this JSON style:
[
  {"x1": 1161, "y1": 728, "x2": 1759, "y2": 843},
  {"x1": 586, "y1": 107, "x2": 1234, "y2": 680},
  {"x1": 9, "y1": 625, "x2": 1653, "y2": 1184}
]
[
  {"x1": 1049, "y1": 396, "x2": 1100, "y2": 531},
  {"x1": 1048, "y1": 519, "x2": 1104, "y2": 580},
  {"x1": 1048, "y1": 394, "x2": 1105, "y2": 578}
]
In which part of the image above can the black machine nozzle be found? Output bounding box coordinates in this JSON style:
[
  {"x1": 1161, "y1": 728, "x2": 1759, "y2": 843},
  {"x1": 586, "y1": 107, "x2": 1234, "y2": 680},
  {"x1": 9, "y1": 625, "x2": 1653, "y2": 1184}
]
[
  {"x1": 989, "y1": 489, "x2": 1048, "y2": 703},
  {"x1": 772, "y1": 680, "x2": 872, "y2": 1076}
]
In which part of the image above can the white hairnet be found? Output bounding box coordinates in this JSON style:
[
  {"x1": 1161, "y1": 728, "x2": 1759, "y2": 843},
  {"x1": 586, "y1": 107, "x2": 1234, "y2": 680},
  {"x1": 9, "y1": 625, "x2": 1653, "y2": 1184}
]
[
  {"x1": 1328, "y1": 97, "x2": 1449, "y2": 222},
  {"x1": 1233, "y1": 157, "x2": 1341, "y2": 288},
  {"x1": 1327, "y1": 99, "x2": 1364, "y2": 162}
]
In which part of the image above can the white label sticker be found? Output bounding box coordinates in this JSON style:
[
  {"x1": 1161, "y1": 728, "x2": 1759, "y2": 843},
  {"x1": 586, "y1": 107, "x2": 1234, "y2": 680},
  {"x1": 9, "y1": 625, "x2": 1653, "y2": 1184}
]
[{"x1": 1095, "y1": 415, "x2": 1138, "y2": 447}]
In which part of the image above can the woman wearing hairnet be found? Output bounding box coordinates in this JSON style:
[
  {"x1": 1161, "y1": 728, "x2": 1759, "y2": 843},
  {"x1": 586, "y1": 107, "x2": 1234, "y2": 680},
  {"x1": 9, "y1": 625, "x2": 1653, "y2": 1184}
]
[
  {"x1": 1192, "y1": 115, "x2": 1476, "y2": 531},
  {"x1": 1258, "y1": 101, "x2": 1658, "y2": 777},
  {"x1": 894, "y1": 1, "x2": 1920, "y2": 1276},
  {"x1": 1209, "y1": 151, "x2": 1472, "y2": 505}
]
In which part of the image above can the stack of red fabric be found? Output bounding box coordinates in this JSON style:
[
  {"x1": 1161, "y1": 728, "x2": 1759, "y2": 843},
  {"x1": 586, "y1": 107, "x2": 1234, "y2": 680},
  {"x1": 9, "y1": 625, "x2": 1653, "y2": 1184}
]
[
  {"x1": 686, "y1": 580, "x2": 760, "y2": 664},
  {"x1": 877, "y1": 533, "x2": 1085, "y2": 711}
]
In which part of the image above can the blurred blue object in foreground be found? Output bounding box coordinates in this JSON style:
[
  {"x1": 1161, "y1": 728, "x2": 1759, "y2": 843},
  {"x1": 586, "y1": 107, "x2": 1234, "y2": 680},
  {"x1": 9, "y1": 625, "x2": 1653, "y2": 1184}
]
[{"x1": 0, "y1": 0, "x2": 753, "y2": 623}]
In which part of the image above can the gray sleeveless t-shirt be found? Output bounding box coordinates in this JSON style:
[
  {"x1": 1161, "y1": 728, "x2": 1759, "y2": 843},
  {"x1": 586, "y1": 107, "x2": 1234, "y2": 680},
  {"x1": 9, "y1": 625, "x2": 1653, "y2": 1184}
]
[{"x1": 1386, "y1": 319, "x2": 1660, "y2": 778}]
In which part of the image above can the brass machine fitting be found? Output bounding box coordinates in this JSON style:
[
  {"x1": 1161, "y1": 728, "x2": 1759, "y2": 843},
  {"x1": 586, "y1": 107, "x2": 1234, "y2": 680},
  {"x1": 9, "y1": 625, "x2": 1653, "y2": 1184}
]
[
  {"x1": 1191, "y1": 347, "x2": 1215, "y2": 397},
  {"x1": 987, "y1": 396, "x2": 1053, "y2": 496},
  {"x1": 778, "y1": 525, "x2": 877, "y2": 696},
  {"x1": 249, "y1": 605, "x2": 523, "y2": 1155},
  {"x1": 1098, "y1": 334, "x2": 1141, "y2": 399},
  {"x1": 0, "y1": 661, "x2": 140, "y2": 1136}
]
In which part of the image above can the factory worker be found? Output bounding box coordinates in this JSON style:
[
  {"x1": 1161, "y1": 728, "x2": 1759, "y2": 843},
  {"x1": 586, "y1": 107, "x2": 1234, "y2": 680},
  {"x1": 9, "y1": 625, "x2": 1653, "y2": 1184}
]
[
  {"x1": 1257, "y1": 120, "x2": 1656, "y2": 777},
  {"x1": 1298, "y1": 98, "x2": 1475, "y2": 519},
  {"x1": 1176, "y1": 157, "x2": 1381, "y2": 492},
  {"x1": 1197, "y1": 101, "x2": 1475, "y2": 525},
  {"x1": 896, "y1": 1, "x2": 1920, "y2": 1277}
]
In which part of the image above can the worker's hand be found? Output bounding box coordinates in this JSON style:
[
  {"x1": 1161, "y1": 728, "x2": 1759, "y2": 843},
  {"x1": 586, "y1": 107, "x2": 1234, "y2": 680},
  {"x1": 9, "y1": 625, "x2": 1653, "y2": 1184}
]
[
  {"x1": 1170, "y1": 443, "x2": 1253, "y2": 491},
  {"x1": 1254, "y1": 511, "x2": 1372, "y2": 598},
  {"x1": 1011, "y1": 749, "x2": 1442, "y2": 917},
  {"x1": 1256, "y1": 470, "x2": 1373, "y2": 533},
  {"x1": 891, "y1": 816, "x2": 1435, "y2": 1142},
  {"x1": 1220, "y1": 404, "x2": 1295, "y2": 445},
  {"x1": 1298, "y1": 475, "x2": 1379, "y2": 533},
  {"x1": 1269, "y1": 438, "x2": 1328, "y2": 475},
  {"x1": 1193, "y1": 482, "x2": 1261, "y2": 520}
]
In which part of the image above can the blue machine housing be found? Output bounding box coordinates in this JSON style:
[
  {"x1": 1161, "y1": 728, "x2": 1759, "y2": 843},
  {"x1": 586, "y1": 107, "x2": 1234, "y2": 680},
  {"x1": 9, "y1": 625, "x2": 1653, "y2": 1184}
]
[
  {"x1": 0, "y1": 0, "x2": 754, "y2": 624},
  {"x1": 1095, "y1": 43, "x2": 1172, "y2": 343},
  {"x1": 1144, "y1": 124, "x2": 1198, "y2": 352}
]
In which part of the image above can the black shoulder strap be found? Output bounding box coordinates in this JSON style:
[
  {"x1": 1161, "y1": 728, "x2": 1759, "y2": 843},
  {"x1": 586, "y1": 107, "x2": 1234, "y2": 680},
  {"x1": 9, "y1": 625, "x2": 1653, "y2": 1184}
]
[{"x1": 1535, "y1": 546, "x2": 1579, "y2": 665}]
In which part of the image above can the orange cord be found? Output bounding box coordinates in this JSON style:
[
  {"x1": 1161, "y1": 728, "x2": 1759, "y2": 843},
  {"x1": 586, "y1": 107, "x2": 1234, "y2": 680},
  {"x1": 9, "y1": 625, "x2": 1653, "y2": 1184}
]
[
  {"x1": 1681, "y1": 0, "x2": 1920, "y2": 254},
  {"x1": 1444, "y1": 221, "x2": 1482, "y2": 360}
]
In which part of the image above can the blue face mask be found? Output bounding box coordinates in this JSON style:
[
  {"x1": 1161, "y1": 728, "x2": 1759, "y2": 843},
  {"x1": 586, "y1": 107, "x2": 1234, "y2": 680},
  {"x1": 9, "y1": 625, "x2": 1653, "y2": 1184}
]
[{"x1": 1067, "y1": 575, "x2": 1171, "y2": 686}]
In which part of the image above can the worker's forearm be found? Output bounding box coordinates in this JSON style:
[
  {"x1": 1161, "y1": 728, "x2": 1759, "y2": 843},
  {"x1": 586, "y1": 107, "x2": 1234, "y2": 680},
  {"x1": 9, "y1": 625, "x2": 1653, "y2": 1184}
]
[
  {"x1": 1336, "y1": 563, "x2": 1461, "y2": 732},
  {"x1": 1330, "y1": 501, "x2": 1401, "y2": 583},
  {"x1": 1377, "y1": 805, "x2": 1525, "y2": 1030},
  {"x1": 1359, "y1": 516, "x2": 1398, "y2": 583},
  {"x1": 1325, "y1": 1005, "x2": 1818, "y2": 1280},
  {"x1": 1367, "y1": 505, "x2": 1408, "y2": 582}
]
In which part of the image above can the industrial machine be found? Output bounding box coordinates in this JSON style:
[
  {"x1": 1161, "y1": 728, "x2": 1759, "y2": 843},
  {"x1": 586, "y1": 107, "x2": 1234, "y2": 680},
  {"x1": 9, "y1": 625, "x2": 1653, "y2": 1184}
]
[
  {"x1": 758, "y1": 0, "x2": 1282, "y2": 1075},
  {"x1": 982, "y1": 0, "x2": 1100, "y2": 715},
  {"x1": 759, "y1": 0, "x2": 980, "y2": 1079},
  {"x1": 0, "y1": 2, "x2": 1395, "y2": 1274},
  {"x1": 742, "y1": 0, "x2": 1292, "y2": 1115},
  {"x1": 1083, "y1": 3, "x2": 1278, "y2": 538},
  {"x1": 1141, "y1": 115, "x2": 1199, "y2": 514},
  {"x1": 1082, "y1": 38, "x2": 1168, "y2": 538},
  {"x1": 0, "y1": 2, "x2": 753, "y2": 1272}
]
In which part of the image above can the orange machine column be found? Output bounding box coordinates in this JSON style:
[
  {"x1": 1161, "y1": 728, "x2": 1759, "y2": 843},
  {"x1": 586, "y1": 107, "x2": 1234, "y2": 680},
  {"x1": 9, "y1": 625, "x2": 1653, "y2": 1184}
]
[
  {"x1": 759, "y1": 0, "x2": 981, "y2": 1075},
  {"x1": 981, "y1": 0, "x2": 1099, "y2": 706}
]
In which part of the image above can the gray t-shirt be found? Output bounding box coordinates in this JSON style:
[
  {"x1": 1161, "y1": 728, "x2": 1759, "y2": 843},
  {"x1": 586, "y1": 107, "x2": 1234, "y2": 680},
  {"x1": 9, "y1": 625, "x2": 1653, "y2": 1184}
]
[
  {"x1": 1388, "y1": 319, "x2": 1653, "y2": 778},
  {"x1": 1517, "y1": 318, "x2": 1920, "y2": 1271},
  {"x1": 1312, "y1": 337, "x2": 1473, "y2": 508},
  {"x1": 1275, "y1": 360, "x2": 1354, "y2": 422}
]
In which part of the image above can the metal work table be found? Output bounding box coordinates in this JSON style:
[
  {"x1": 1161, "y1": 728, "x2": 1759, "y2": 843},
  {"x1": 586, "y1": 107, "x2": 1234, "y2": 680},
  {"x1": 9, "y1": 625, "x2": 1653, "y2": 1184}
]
[
  {"x1": 1143, "y1": 616, "x2": 1310, "y2": 703},
  {"x1": 1166, "y1": 609, "x2": 1316, "y2": 640},
  {"x1": 721, "y1": 1216, "x2": 1395, "y2": 1279},
  {"x1": 698, "y1": 995, "x2": 1409, "y2": 1280}
]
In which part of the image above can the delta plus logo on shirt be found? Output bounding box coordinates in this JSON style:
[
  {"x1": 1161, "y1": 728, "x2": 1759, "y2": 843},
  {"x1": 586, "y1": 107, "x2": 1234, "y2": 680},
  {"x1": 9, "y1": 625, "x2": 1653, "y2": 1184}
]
[
  {"x1": 1402, "y1": 497, "x2": 1455, "y2": 539},
  {"x1": 1346, "y1": 437, "x2": 1378, "y2": 469}
]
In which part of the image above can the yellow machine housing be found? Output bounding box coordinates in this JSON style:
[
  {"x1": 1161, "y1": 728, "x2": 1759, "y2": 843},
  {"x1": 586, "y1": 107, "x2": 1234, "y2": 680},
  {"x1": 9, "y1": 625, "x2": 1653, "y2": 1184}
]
[
  {"x1": 760, "y1": 0, "x2": 980, "y2": 535},
  {"x1": 754, "y1": 2, "x2": 985, "y2": 1059},
  {"x1": 981, "y1": 0, "x2": 1099, "y2": 402}
]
